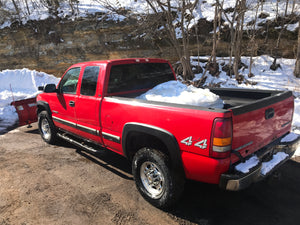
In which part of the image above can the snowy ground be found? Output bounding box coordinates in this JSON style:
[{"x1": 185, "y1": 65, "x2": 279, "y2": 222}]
[
  {"x1": 1, "y1": 0, "x2": 299, "y2": 32},
  {"x1": 0, "y1": 56, "x2": 299, "y2": 156}
]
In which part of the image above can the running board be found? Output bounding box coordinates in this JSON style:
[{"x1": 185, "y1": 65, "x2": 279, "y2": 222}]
[{"x1": 57, "y1": 132, "x2": 105, "y2": 154}]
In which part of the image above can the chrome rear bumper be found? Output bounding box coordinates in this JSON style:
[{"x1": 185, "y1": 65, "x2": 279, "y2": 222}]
[{"x1": 219, "y1": 133, "x2": 300, "y2": 191}]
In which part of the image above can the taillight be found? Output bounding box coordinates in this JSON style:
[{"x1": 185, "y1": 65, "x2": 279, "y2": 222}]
[{"x1": 210, "y1": 117, "x2": 232, "y2": 158}]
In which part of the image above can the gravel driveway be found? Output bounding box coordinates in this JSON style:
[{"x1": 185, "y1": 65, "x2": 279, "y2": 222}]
[{"x1": 0, "y1": 124, "x2": 300, "y2": 225}]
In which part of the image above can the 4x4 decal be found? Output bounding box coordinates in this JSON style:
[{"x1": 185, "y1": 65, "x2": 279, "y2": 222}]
[{"x1": 181, "y1": 136, "x2": 208, "y2": 149}]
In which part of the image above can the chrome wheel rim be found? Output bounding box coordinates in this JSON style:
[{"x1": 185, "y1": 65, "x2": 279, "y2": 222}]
[
  {"x1": 41, "y1": 118, "x2": 51, "y2": 140},
  {"x1": 140, "y1": 161, "x2": 164, "y2": 199}
]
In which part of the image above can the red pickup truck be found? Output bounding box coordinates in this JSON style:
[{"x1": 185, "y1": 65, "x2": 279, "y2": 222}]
[{"x1": 37, "y1": 58, "x2": 300, "y2": 208}]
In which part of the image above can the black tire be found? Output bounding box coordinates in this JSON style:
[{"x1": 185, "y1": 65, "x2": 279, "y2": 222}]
[
  {"x1": 132, "y1": 147, "x2": 184, "y2": 209},
  {"x1": 38, "y1": 111, "x2": 57, "y2": 144}
]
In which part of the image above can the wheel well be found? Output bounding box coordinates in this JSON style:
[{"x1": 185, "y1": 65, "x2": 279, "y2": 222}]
[
  {"x1": 37, "y1": 105, "x2": 46, "y2": 115},
  {"x1": 125, "y1": 131, "x2": 169, "y2": 161},
  {"x1": 37, "y1": 103, "x2": 51, "y2": 116}
]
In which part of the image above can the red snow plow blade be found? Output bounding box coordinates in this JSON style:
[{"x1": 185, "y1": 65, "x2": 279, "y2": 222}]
[{"x1": 11, "y1": 97, "x2": 38, "y2": 127}]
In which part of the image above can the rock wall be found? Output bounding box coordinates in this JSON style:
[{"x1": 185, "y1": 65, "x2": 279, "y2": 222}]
[
  {"x1": 0, "y1": 17, "x2": 170, "y2": 76},
  {"x1": 0, "y1": 17, "x2": 297, "y2": 76}
]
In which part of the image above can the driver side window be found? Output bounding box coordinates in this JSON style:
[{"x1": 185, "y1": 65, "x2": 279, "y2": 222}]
[{"x1": 59, "y1": 67, "x2": 81, "y2": 94}]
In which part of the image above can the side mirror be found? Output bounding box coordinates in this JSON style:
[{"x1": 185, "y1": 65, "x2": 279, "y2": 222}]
[
  {"x1": 38, "y1": 86, "x2": 44, "y2": 91},
  {"x1": 44, "y1": 84, "x2": 57, "y2": 93}
]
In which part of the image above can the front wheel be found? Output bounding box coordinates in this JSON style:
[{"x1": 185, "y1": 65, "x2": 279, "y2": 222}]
[
  {"x1": 132, "y1": 147, "x2": 184, "y2": 209},
  {"x1": 38, "y1": 111, "x2": 57, "y2": 144}
]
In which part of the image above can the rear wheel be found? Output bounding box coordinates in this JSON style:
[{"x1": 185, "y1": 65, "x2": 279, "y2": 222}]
[
  {"x1": 132, "y1": 147, "x2": 184, "y2": 209},
  {"x1": 38, "y1": 111, "x2": 57, "y2": 144}
]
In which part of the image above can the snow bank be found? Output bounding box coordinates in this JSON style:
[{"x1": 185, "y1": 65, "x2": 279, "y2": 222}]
[
  {"x1": 137, "y1": 80, "x2": 224, "y2": 108},
  {"x1": 0, "y1": 69, "x2": 58, "y2": 106},
  {"x1": 0, "y1": 69, "x2": 59, "y2": 133},
  {"x1": 1, "y1": 0, "x2": 299, "y2": 32}
]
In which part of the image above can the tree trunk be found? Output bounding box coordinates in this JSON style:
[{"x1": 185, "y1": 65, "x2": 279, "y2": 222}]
[
  {"x1": 285, "y1": 0, "x2": 289, "y2": 17},
  {"x1": 248, "y1": 2, "x2": 260, "y2": 77},
  {"x1": 24, "y1": 0, "x2": 31, "y2": 15},
  {"x1": 12, "y1": 0, "x2": 21, "y2": 21},
  {"x1": 181, "y1": 56, "x2": 194, "y2": 81},
  {"x1": 233, "y1": 0, "x2": 246, "y2": 79},
  {"x1": 212, "y1": 3, "x2": 218, "y2": 64},
  {"x1": 294, "y1": 20, "x2": 300, "y2": 77}
]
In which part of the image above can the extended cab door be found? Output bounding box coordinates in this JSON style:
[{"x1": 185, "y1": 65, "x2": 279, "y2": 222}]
[
  {"x1": 75, "y1": 65, "x2": 103, "y2": 143},
  {"x1": 51, "y1": 67, "x2": 81, "y2": 134}
]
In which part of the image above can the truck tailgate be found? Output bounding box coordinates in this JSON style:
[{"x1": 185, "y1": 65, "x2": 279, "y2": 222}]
[{"x1": 229, "y1": 91, "x2": 294, "y2": 163}]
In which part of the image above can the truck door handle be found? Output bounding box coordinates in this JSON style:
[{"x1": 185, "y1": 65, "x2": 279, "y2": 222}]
[
  {"x1": 265, "y1": 108, "x2": 274, "y2": 120},
  {"x1": 69, "y1": 101, "x2": 75, "y2": 107}
]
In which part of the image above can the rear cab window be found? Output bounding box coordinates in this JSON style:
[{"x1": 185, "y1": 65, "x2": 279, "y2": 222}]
[{"x1": 107, "y1": 63, "x2": 175, "y2": 95}]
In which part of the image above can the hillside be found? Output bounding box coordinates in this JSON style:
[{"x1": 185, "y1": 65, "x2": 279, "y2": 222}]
[{"x1": 0, "y1": 0, "x2": 298, "y2": 75}]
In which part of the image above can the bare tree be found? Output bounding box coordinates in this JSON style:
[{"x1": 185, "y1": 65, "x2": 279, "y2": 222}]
[
  {"x1": 247, "y1": 1, "x2": 261, "y2": 78},
  {"x1": 233, "y1": 0, "x2": 246, "y2": 79},
  {"x1": 223, "y1": 0, "x2": 238, "y2": 77},
  {"x1": 12, "y1": 0, "x2": 21, "y2": 21},
  {"x1": 23, "y1": 0, "x2": 31, "y2": 15},
  {"x1": 216, "y1": 0, "x2": 245, "y2": 78},
  {"x1": 98, "y1": 0, "x2": 199, "y2": 80},
  {"x1": 211, "y1": 2, "x2": 218, "y2": 64},
  {"x1": 294, "y1": 19, "x2": 300, "y2": 77},
  {"x1": 41, "y1": 0, "x2": 59, "y2": 16},
  {"x1": 270, "y1": 0, "x2": 293, "y2": 70},
  {"x1": 285, "y1": 0, "x2": 289, "y2": 17},
  {"x1": 204, "y1": 0, "x2": 222, "y2": 78},
  {"x1": 145, "y1": 0, "x2": 199, "y2": 80},
  {"x1": 291, "y1": 0, "x2": 296, "y2": 14},
  {"x1": 69, "y1": 0, "x2": 79, "y2": 15}
]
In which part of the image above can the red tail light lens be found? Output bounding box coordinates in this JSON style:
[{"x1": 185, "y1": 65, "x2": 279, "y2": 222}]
[{"x1": 210, "y1": 117, "x2": 232, "y2": 158}]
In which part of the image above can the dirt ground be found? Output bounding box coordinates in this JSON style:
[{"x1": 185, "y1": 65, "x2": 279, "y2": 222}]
[{"x1": 0, "y1": 124, "x2": 300, "y2": 225}]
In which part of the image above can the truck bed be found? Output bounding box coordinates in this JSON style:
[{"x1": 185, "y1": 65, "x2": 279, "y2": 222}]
[
  {"x1": 112, "y1": 87, "x2": 292, "y2": 113},
  {"x1": 109, "y1": 87, "x2": 294, "y2": 164}
]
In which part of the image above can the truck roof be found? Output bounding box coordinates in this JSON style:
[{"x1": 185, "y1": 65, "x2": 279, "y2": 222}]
[{"x1": 70, "y1": 58, "x2": 170, "y2": 68}]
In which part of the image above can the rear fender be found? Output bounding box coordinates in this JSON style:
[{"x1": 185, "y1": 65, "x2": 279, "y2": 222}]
[{"x1": 122, "y1": 122, "x2": 185, "y2": 177}]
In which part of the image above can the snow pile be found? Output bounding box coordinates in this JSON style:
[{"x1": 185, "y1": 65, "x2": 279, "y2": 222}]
[
  {"x1": 261, "y1": 152, "x2": 289, "y2": 175},
  {"x1": 235, "y1": 152, "x2": 290, "y2": 175},
  {"x1": 293, "y1": 98, "x2": 300, "y2": 129},
  {"x1": 0, "y1": 69, "x2": 59, "y2": 133},
  {"x1": 137, "y1": 80, "x2": 224, "y2": 108},
  {"x1": 281, "y1": 132, "x2": 300, "y2": 158},
  {"x1": 235, "y1": 156, "x2": 260, "y2": 174},
  {"x1": 235, "y1": 132, "x2": 300, "y2": 174},
  {"x1": 281, "y1": 132, "x2": 299, "y2": 143}
]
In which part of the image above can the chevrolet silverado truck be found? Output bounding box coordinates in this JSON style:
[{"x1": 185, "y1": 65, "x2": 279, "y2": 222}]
[{"x1": 37, "y1": 58, "x2": 300, "y2": 208}]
